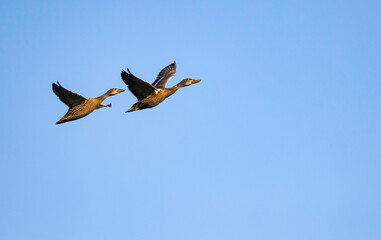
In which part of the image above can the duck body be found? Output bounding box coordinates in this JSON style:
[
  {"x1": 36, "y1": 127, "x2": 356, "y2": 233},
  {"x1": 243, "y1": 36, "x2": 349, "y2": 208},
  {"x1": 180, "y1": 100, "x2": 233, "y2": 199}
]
[
  {"x1": 52, "y1": 82, "x2": 125, "y2": 124},
  {"x1": 121, "y1": 61, "x2": 201, "y2": 112},
  {"x1": 126, "y1": 88, "x2": 176, "y2": 111},
  {"x1": 57, "y1": 98, "x2": 104, "y2": 124}
]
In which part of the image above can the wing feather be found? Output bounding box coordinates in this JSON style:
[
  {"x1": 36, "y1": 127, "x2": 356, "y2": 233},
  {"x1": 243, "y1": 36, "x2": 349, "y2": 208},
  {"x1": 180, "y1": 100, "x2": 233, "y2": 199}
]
[
  {"x1": 52, "y1": 82, "x2": 87, "y2": 107},
  {"x1": 152, "y1": 61, "x2": 176, "y2": 88},
  {"x1": 121, "y1": 69, "x2": 157, "y2": 100}
]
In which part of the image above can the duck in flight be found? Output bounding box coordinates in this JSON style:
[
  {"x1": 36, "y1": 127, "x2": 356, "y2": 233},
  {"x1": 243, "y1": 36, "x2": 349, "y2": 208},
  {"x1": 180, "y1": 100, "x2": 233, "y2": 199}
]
[
  {"x1": 121, "y1": 61, "x2": 201, "y2": 112},
  {"x1": 52, "y1": 82, "x2": 125, "y2": 124}
]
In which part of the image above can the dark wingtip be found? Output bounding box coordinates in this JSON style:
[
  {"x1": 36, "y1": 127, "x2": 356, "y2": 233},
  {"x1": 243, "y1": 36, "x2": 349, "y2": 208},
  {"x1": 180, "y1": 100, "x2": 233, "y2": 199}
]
[
  {"x1": 108, "y1": 103, "x2": 112, "y2": 108},
  {"x1": 52, "y1": 82, "x2": 59, "y2": 92},
  {"x1": 121, "y1": 70, "x2": 126, "y2": 79},
  {"x1": 52, "y1": 81, "x2": 62, "y2": 89}
]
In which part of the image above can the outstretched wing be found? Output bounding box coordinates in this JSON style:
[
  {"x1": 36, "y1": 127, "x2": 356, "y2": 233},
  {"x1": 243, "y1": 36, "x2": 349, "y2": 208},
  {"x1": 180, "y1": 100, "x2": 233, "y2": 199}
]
[
  {"x1": 52, "y1": 82, "x2": 87, "y2": 107},
  {"x1": 152, "y1": 61, "x2": 176, "y2": 88},
  {"x1": 121, "y1": 69, "x2": 157, "y2": 100}
]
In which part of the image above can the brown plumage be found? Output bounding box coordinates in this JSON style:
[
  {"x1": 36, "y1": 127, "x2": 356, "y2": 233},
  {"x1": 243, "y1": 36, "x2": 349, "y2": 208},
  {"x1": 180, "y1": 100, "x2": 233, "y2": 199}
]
[
  {"x1": 121, "y1": 61, "x2": 201, "y2": 112},
  {"x1": 52, "y1": 82, "x2": 125, "y2": 124}
]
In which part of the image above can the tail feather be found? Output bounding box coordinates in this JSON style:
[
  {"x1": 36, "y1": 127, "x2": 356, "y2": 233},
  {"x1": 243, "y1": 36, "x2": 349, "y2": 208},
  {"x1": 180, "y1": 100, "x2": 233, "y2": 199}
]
[{"x1": 56, "y1": 117, "x2": 68, "y2": 124}]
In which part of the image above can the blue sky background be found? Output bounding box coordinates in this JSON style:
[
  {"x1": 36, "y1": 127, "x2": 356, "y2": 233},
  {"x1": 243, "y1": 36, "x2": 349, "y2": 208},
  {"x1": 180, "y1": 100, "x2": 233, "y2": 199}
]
[{"x1": 1, "y1": 0, "x2": 380, "y2": 239}]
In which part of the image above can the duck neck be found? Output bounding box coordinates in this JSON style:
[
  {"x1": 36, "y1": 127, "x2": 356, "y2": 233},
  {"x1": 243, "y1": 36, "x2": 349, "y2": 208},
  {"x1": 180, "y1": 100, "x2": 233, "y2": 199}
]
[
  {"x1": 170, "y1": 82, "x2": 186, "y2": 92},
  {"x1": 167, "y1": 86, "x2": 181, "y2": 97},
  {"x1": 96, "y1": 92, "x2": 110, "y2": 102}
]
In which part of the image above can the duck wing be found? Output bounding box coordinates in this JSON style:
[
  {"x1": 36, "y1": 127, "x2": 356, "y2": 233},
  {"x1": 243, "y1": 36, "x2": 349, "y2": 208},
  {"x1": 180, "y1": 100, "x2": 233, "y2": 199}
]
[
  {"x1": 52, "y1": 82, "x2": 87, "y2": 108},
  {"x1": 152, "y1": 61, "x2": 176, "y2": 88},
  {"x1": 121, "y1": 69, "x2": 157, "y2": 100}
]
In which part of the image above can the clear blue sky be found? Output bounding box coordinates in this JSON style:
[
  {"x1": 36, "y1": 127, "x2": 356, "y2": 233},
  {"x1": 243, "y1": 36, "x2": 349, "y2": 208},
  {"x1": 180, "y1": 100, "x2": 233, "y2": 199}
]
[{"x1": 1, "y1": 0, "x2": 380, "y2": 239}]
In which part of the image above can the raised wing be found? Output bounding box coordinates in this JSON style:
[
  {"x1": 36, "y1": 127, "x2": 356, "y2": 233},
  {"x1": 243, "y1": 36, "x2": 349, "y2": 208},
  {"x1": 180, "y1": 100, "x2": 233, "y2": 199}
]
[
  {"x1": 152, "y1": 61, "x2": 176, "y2": 88},
  {"x1": 52, "y1": 82, "x2": 87, "y2": 108},
  {"x1": 121, "y1": 69, "x2": 157, "y2": 100}
]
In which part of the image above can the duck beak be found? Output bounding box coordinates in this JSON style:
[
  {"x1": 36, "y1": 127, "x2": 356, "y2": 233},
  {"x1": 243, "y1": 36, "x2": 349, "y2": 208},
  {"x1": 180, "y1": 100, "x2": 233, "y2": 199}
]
[
  {"x1": 192, "y1": 79, "x2": 201, "y2": 84},
  {"x1": 118, "y1": 89, "x2": 126, "y2": 93}
]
